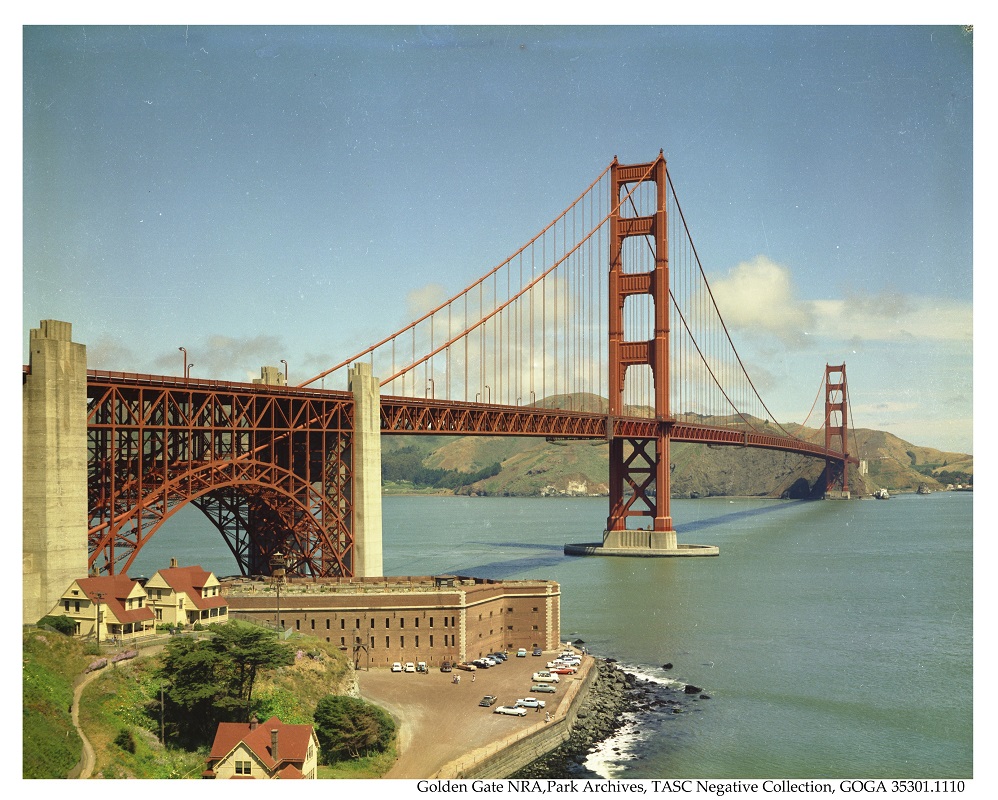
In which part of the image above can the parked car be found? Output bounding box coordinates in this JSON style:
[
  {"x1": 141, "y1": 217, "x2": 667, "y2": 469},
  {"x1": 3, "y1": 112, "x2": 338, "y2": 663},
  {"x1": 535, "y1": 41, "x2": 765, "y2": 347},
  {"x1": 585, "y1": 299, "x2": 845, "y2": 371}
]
[
  {"x1": 551, "y1": 666, "x2": 576, "y2": 675},
  {"x1": 532, "y1": 648, "x2": 543, "y2": 656},
  {"x1": 491, "y1": 652, "x2": 508, "y2": 661},
  {"x1": 494, "y1": 705, "x2": 528, "y2": 716},
  {"x1": 532, "y1": 671, "x2": 560, "y2": 683},
  {"x1": 440, "y1": 661, "x2": 453, "y2": 672},
  {"x1": 472, "y1": 659, "x2": 491, "y2": 669},
  {"x1": 454, "y1": 662, "x2": 477, "y2": 671},
  {"x1": 516, "y1": 648, "x2": 528, "y2": 658},
  {"x1": 391, "y1": 662, "x2": 403, "y2": 672},
  {"x1": 416, "y1": 662, "x2": 428, "y2": 673},
  {"x1": 530, "y1": 683, "x2": 557, "y2": 694},
  {"x1": 404, "y1": 662, "x2": 416, "y2": 673},
  {"x1": 479, "y1": 695, "x2": 498, "y2": 707},
  {"x1": 515, "y1": 697, "x2": 546, "y2": 709}
]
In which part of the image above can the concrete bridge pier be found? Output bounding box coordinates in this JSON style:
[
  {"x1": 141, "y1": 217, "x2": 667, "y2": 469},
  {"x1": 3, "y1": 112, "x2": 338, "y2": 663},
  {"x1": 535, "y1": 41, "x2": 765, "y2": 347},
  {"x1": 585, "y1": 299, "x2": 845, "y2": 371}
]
[
  {"x1": 349, "y1": 362, "x2": 384, "y2": 578},
  {"x1": 22, "y1": 320, "x2": 89, "y2": 624}
]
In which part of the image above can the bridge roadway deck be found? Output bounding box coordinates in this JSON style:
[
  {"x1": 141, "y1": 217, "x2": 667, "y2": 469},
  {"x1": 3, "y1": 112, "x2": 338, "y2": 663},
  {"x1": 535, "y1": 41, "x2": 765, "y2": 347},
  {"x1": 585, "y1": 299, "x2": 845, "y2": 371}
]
[{"x1": 82, "y1": 369, "x2": 852, "y2": 462}]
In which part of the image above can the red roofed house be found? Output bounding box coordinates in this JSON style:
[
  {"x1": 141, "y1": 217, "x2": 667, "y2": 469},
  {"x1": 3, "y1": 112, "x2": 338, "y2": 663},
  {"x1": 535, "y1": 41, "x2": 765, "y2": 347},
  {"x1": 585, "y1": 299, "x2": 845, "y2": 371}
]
[
  {"x1": 49, "y1": 574, "x2": 155, "y2": 642},
  {"x1": 203, "y1": 715, "x2": 319, "y2": 779},
  {"x1": 144, "y1": 558, "x2": 228, "y2": 629}
]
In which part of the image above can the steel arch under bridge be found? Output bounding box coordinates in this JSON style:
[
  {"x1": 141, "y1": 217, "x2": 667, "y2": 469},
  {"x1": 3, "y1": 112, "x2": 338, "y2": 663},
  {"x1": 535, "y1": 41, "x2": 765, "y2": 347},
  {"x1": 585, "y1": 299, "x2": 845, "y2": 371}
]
[{"x1": 86, "y1": 370, "x2": 355, "y2": 577}]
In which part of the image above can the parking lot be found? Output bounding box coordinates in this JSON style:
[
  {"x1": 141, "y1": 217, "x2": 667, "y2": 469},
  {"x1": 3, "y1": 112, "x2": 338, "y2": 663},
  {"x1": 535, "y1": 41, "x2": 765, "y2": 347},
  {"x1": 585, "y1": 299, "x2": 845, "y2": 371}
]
[{"x1": 356, "y1": 650, "x2": 584, "y2": 778}]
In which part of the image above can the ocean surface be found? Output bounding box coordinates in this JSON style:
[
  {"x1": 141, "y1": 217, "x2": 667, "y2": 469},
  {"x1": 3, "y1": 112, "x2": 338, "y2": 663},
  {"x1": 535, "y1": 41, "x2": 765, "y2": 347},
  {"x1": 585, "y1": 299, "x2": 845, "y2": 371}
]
[{"x1": 131, "y1": 491, "x2": 974, "y2": 779}]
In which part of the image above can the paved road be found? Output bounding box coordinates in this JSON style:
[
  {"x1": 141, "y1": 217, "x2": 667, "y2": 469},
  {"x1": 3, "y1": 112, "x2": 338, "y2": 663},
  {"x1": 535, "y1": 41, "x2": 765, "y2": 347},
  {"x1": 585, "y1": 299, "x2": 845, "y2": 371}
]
[{"x1": 356, "y1": 653, "x2": 580, "y2": 778}]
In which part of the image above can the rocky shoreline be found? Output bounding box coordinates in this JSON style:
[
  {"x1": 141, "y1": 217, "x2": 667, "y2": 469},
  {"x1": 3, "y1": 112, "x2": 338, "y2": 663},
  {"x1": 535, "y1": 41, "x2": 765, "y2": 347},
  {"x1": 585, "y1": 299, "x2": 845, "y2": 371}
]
[
  {"x1": 508, "y1": 658, "x2": 636, "y2": 779},
  {"x1": 510, "y1": 657, "x2": 711, "y2": 779}
]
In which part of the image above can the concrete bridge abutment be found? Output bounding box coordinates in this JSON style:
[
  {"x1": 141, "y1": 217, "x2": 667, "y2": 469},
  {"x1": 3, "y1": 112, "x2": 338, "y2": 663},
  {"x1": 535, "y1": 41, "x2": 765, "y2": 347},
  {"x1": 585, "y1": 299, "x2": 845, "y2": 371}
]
[{"x1": 22, "y1": 320, "x2": 89, "y2": 624}]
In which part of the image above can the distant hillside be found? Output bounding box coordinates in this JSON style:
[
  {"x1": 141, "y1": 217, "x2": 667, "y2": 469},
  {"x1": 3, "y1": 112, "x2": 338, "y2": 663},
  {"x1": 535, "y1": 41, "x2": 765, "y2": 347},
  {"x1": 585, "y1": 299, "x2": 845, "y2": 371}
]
[{"x1": 381, "y1": 395, "x2": 972, "y2": 499}]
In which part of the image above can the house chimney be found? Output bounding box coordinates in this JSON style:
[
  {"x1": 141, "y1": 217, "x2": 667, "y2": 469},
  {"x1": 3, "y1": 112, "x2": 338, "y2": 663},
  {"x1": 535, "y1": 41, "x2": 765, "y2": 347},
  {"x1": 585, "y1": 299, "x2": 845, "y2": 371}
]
[
  {"x1": 170, "y1": 557, "x2": 178, "y2": 568},
  {"x1": 249, "y1": 715, "x2": 258, "y2": 730},
  {"x1": 271, "y1": 729, "x2": 279, "y2": 762}
]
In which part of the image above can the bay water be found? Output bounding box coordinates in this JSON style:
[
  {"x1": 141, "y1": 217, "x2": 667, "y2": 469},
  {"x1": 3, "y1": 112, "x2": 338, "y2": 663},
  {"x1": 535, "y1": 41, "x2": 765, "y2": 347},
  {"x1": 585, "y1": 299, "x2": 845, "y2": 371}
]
[{"x1": 131, "y1": 491, "x2": 974, "y2": 779}]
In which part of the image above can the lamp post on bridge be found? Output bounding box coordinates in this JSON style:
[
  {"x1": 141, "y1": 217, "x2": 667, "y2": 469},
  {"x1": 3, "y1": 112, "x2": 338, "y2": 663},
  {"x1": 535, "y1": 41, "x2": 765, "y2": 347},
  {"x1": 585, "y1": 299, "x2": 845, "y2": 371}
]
[
  {"x1": 280, "y1": 359, "x2": 288, "y2": 386},
  {"x1": 178, "y1": 347, "x2": 187, "y2": 379},
  {"x1": 186, "y1": 363, "x2": 194, "y2": 379}
]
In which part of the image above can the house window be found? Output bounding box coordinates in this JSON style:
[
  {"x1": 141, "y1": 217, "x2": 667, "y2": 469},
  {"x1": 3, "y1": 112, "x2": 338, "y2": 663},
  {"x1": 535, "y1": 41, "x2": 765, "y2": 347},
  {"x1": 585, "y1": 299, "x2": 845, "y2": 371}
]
[
  {"x1": 235, "y1": 761, "x2": 252, "y2": 775},
  {"x1": 311, "y1": 619, "x2": 315, "y2": 630},
  {"x1": 64, "y1": 600, "x2": 69, "y2": 611},
  {"x1": 430, "y1": 634, "x2": 434, "y2": 647},
  {"x1": 371, "y1": 618, "x2": 375, "y2": 628},
  {"x1": 415, "y1": 635, "x2": 419, "y2": 648},
  {"x1": 386, "y1": 636, "x2": 390, "y2": 648},
  {"x1": 326, "y1": 619, "x2": 330, "y2": 630},
  {"x1": 386, "y1": 618, "x2": 390, "y2": 628},
  {"x1": 75, "y1": 601, "x2": 80, "y2": 613}
]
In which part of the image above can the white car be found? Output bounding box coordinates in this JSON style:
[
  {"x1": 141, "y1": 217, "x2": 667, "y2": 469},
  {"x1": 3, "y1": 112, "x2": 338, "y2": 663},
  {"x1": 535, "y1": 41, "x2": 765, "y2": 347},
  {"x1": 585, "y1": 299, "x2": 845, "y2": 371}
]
[
  {"x1": 515, "y1": 697, "x2": 546, "y2": 709},
  {"x1": 494, "y1": 705, "x2": 528, "y2": 716},
  {"x1": 516, "y1": 648, "x2": 528, "y2": 657},
  {"x1": 404, "y1": 662, "x2": 416, "y2": 673},
  {"x1": 391, "y1": 662, "x2": 403, "y2": 672},
  {"x1": 532, "y1": 671, "x2": 560, "y2": 683}
]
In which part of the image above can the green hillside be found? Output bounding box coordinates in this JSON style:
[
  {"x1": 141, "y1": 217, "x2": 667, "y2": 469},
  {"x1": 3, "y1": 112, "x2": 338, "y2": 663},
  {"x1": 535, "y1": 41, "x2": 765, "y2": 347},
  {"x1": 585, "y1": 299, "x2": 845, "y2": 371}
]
[{"x1": 381, "y1": 396, "x2": 972, "y2": 499}]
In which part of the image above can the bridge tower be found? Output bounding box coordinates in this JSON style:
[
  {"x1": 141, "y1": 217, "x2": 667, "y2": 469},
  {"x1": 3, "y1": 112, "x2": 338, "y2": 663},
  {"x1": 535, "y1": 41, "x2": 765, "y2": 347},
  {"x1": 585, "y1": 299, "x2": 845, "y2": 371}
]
[
  {"x1": 603, "y1": 153, "x2": 678, "y2": 550},
  {"x1": 823, "y1": 364, "x2": 851, "y2": 499}
]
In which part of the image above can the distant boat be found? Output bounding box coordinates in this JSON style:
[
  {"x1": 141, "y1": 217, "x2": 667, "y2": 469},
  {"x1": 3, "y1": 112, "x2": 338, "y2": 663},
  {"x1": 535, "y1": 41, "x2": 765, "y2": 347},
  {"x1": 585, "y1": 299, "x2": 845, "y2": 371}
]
[{"x1": 873, "y1": 488, "x2": 890, "y2": 499}]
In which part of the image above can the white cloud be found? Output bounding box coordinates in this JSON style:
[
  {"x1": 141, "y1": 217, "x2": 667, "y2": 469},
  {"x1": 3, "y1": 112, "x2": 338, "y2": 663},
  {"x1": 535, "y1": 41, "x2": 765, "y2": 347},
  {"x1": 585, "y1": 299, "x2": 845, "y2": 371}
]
[{"x1": 710, "y1": 256, "x2": 972, "y2": 347}]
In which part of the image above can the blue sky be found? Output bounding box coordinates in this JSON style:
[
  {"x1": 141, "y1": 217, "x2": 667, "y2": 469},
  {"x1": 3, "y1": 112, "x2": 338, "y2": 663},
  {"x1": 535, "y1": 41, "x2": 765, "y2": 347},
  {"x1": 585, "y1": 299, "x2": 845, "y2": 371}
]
[{"x1": 19, "y1": 23, "x2": 975, "y2": 453}]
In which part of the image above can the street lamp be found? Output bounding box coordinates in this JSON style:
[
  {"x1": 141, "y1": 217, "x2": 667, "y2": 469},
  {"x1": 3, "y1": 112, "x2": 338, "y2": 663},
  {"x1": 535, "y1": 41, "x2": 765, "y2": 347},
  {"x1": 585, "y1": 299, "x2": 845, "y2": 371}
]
[
  {"x1": 91, "y1": 591, "x2": 105, "y2": 649},
  {"x1": 280, "y1": 359, "x2": 288, "y2": 385},
  {"x1": 178, "y1": 347, "x2": 187, "y2": 378},
  {"x1": 186, "y1": 362, "x2": 194, "y2": 379},
  {"x1": 270, "y1": 551, "x2": 286, "y2": 632}
]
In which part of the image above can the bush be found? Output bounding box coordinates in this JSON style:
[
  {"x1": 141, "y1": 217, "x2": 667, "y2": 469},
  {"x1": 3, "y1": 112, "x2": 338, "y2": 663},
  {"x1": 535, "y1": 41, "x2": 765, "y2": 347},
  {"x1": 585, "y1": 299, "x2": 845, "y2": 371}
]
[
  {"x1": 37, "y1": 615, "x2": 77, "y2": 636},
  {"x1": 313, "y1": 695, "x2": 395, "y2": 763},
  {"x1": 114, "y1": 728, "x2": 137, "y2": 754}
]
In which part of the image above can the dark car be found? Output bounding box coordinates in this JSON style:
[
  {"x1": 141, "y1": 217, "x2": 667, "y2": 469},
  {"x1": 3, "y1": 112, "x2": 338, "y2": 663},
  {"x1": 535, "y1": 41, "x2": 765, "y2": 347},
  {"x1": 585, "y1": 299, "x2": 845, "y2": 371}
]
[
  {"x1": 440, "y1": 661, "x2": 453, "y2": 672},
  {"x1": 532, "y1": 648, "x2": 543, "y2": 656},
  {"x1": 479, "y1": 695, "x2": 498, "y2": 707}
]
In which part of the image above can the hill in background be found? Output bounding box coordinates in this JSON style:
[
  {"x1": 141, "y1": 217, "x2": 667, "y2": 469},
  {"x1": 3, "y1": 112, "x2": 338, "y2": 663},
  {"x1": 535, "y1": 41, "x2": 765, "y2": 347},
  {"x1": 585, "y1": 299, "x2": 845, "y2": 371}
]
[{"x1": 382, "y1": 394, "x2": 972, "y2": 499}]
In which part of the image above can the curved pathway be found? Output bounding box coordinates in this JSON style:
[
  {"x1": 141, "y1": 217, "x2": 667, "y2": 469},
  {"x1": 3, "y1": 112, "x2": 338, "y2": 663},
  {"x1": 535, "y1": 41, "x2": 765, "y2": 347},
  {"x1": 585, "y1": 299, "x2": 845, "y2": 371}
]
[{"x1": 69, "y1": 669, "x2": 102, "y2": 779}]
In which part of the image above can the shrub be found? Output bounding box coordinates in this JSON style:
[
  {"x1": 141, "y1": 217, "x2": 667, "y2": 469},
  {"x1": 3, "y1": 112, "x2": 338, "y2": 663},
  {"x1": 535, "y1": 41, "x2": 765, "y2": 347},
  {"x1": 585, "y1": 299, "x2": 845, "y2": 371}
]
[{"x1": 37, "y1": 615, "x2": 77, "y2": 636}]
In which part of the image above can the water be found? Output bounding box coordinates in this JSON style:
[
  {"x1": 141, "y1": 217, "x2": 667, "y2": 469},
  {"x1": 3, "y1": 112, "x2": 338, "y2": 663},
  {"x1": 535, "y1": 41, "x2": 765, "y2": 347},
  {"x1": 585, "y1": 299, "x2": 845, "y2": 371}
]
[{"x1": 131, "y1": 492, "x2": 974, "y2": 779}]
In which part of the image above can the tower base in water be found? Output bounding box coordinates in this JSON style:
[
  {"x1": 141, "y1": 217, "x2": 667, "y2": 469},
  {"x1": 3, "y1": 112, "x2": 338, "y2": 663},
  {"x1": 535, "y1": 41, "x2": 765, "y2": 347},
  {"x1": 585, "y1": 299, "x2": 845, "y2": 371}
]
[{"x1": 564, "y1": 529, "x2": 719, "y2": 557}]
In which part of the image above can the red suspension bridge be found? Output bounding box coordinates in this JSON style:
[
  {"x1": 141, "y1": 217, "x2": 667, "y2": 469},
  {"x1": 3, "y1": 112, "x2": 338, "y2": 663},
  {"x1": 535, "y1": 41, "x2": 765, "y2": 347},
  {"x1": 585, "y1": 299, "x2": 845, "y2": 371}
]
[{"x1": 29, "y1": 152, "x2": 858, "y2": 578}]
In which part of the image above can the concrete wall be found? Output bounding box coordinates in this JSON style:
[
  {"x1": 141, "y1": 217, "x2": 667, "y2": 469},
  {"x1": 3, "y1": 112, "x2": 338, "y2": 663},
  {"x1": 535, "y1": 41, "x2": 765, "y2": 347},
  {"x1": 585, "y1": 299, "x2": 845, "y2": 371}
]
[
  {"x1": 349, "y1": 363, "x2": 383, "y2": 577},
  {"x1": 23, "y1": 320, "x2": 89, "y2": 624}
]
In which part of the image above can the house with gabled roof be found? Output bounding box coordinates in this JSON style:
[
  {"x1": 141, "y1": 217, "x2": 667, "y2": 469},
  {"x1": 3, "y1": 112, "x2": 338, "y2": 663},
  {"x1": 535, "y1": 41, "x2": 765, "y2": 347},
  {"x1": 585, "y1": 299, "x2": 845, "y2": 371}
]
[
  {"x1": 144, "y1": 558, "x2": 228, "y2": 629},
  {"x1": 49, "y1": 574, "x2": 155, "y2": 642},
  {"x1": 203, "y1": 715, "x2": 319, "y2": 779}
]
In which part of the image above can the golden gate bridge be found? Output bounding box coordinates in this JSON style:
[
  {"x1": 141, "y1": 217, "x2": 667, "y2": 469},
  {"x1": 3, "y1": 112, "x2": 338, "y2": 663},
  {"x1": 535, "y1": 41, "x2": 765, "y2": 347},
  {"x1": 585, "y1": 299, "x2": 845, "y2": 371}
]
[{"x1": 28, "y1": 152, "x2": 858, "y2": 578}]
